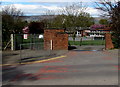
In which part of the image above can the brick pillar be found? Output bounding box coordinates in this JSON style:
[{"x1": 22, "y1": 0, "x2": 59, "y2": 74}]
[
  {"x1": 44, "y1": 29, "x2": 68, "y2": 50},
  {"x1": 105, "y1": 33, "x2": 114, "y2": 49},
  {"x1": 53, "y1": 33, "x2": 68, "y2": 50}
]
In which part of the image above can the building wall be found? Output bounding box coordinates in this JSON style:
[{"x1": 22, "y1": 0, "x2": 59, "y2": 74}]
[{"x1": 44, "y1": 29, "x2": 68, "y2": 50}]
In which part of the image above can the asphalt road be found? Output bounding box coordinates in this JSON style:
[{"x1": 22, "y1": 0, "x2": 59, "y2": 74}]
[{"x1": 2, "y1": 46, "x2": 118, "y2": 85}]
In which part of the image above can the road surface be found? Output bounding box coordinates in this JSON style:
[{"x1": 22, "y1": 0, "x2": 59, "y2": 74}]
[{"x1": 2, "y1": 46, "x2": 118, "y2": 85}]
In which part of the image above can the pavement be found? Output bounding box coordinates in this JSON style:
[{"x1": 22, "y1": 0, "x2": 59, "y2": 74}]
[
  {"x1": 2, "y1": 50, "x2": 68, "y2": 64},
  {"x1": 1, "y1": 45, "x2": 119, "y2": 85}
]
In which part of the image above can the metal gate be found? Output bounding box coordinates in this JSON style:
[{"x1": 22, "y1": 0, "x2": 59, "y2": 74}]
[{"x1": 18, "y1": 34, "x2": 51, "y2": 63}]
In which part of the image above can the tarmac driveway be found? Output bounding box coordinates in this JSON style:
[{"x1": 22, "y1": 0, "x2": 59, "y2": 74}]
[{"x1": 2, "y1": 46, "x2": 118, "y2": 85}]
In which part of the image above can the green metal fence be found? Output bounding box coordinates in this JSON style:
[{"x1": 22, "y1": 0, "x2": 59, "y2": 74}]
[
  {"x1": 13, "y1": 34, "x2": 44, "y2": 50},
  {"x1": 68, "y1": 36, "x2": 105, "y2": 46}
]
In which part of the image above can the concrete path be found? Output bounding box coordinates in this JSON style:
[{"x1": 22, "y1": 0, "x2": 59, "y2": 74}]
[{"x1": 2, "y1": 46, "x2": 118, "y2": 85}]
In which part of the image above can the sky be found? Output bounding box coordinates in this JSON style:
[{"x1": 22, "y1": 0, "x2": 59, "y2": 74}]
[{"x1": 1, "y1": 0, "x2": 107, "y2": 17}]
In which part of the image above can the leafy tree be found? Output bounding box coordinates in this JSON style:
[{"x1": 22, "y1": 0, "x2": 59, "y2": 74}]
[
  {"x1": 28, "y1": 22, "x2": 44, "y2": 34},
  {"x1": 46, "y1": 2, "x2": 94, "y2": 31},
  {"x1": 99, "y1": 19, "x2": 109, "y2": 25},
  {"x1": 76, "y1": 12, "x2": 94, "y2": 27},
  {"x1": 45, "y1": 2, "x2": 94, "y2": 44},
  {"x1": 2, "y1": 5, "x2": 28, "y2": 48},
  {"x1": 61, "y1": 2, "x2": 87, "y2": 31}
]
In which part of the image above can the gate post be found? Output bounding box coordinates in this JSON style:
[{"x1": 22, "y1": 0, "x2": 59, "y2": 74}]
[
  {"x1": 11, "y1": 34, "x2": 15, "y2": 50},
  {"x1": 105, "y1": 33, "x2": 114, "y2": 50},
  {"x1": 44, "y1": 28, "x2": 68, "y2": 50}
]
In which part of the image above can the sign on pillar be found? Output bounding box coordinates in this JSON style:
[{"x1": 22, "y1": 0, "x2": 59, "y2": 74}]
[{"x1": 23, "y1": 34, "x2": 28, "y2": 39}]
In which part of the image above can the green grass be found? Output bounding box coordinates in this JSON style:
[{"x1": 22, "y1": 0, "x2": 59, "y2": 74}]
[
  {"x1": 69, "y1": 40, "x2": 105, "y2": 45},
  {"x1": 23, "y1": 38, "x2": 44, "y2": 43}
]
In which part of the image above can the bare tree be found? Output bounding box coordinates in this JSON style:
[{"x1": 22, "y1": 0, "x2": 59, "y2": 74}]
[
  {"x1": 45, "y1": 10, "x2": 55, "y2": 16},
  {"x1": 61, "y1": 2, "x2": 88, "y2": 30},
  {"x1": 2, "y1": 5, "x2": 23, "y2": 15},
  {"x1": 95, "y1": 0, "x2": 120, "y2": 48},
  {"x1": 62, "y1": 2, "x2": 87, "y2": 16},
  {"x1": 2, "y1": 5, "x2": 23, "y2": 21},
  {"x1": 95, "y1": 0, "x2": 119, "y2": 17}
]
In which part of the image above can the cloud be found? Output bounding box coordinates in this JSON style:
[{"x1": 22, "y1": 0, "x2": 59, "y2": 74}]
[
  {"x1": 40, "y1": 5, "x2": 62, "y2": 10},
  {"x1": 2, "y1": 4, "x2": 39, "y2": 10},
  {"x1": 29, "y1": 0, "x2": 96, "y2": 2},
  {"x1": 2, "y1": 0, "x2": 29, "y2": 2},
  {"x1": 1, "y1": 2, "x2": 102, "y2": 16},
  {"x1": 2, "y1": 0, "x2": 96, "y2": 2},
  {"x1": 14, "y1": 4, "x2": 39, "y2": 9},
  {"x1": 2, "y1": 3, "x2": 63, "y2": 15},
  {"x1": 85, "y1": 7, "x2": 100, "y2": 17},
  {"x1": 2, "y1": 0, "x2": 119, "y2": 3}
]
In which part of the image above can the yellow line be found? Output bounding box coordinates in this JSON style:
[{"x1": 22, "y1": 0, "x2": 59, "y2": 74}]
[
  {"x1": 0, "y1": 55, "x2": 66, "y2": 67},
  {"x1": 34, "y1": 55, "x2": 66, "y2": 63}
]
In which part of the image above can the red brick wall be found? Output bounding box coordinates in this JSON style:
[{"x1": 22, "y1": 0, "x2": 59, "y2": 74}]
[
  {"x1": 105, "y1": 33, "x2": 114, "y2": 49},
  {"x1": 44, "y1": 29, "x2": 68, "y2": 50},
  {"x1": 53, "y1": 33, "x2": 68, "y2": 50}
]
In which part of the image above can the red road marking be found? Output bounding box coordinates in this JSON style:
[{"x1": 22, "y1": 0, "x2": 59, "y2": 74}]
[
  {"x1": 114, "y1": 65, "x2": 118, "y2": 67},
  {"x1": 103, "y1": 57, "x2": 112, "y2": 60},
  {"x1": 37, "y1": 75, "x2": 64, "y2": 80},
  {"x1": 80, "y1": 51, "x2": 93, "y2": 54},
  {"x1": 67, "y1": 51, "x2": 77, "y2": 56},
  {"x1": 36, "y1": 65, "x2": 68, "y2": 74},
  {"x1": 113, "y1": 65, "x2": 120, "y2": 70},
  {"x1": 10, "y1": 65, "x2": 78, "y2": 82},
  {"x1": 103, "y1": 51, "x2": 111, "y2": 55},
  {"x1": 44, "y1": 70, "x2": 68, "y2": 73}
]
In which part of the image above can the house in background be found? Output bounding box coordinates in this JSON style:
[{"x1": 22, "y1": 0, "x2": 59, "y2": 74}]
[
  {"x1": 88, "y1": 28, "x2": 111, "y2": 38},
  {"x1": 76, "y1": 24, "x2": 111, "y2": 40}
]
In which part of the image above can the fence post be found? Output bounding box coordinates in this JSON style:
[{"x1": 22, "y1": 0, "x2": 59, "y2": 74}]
[
  {"x1": 19, "y1": 44, "x2": 22, "y2": 64},
  {"x1": 11, "y1": 34, "x2": 15, "y2": 50},
  {"x1": 79, "y1": 37, "x2": 82, "y2": 46}
]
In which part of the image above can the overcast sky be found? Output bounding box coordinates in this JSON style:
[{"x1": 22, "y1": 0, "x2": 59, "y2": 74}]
[{"x1": 1, "y1": 0, "x2": 106, "y2": 17}]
